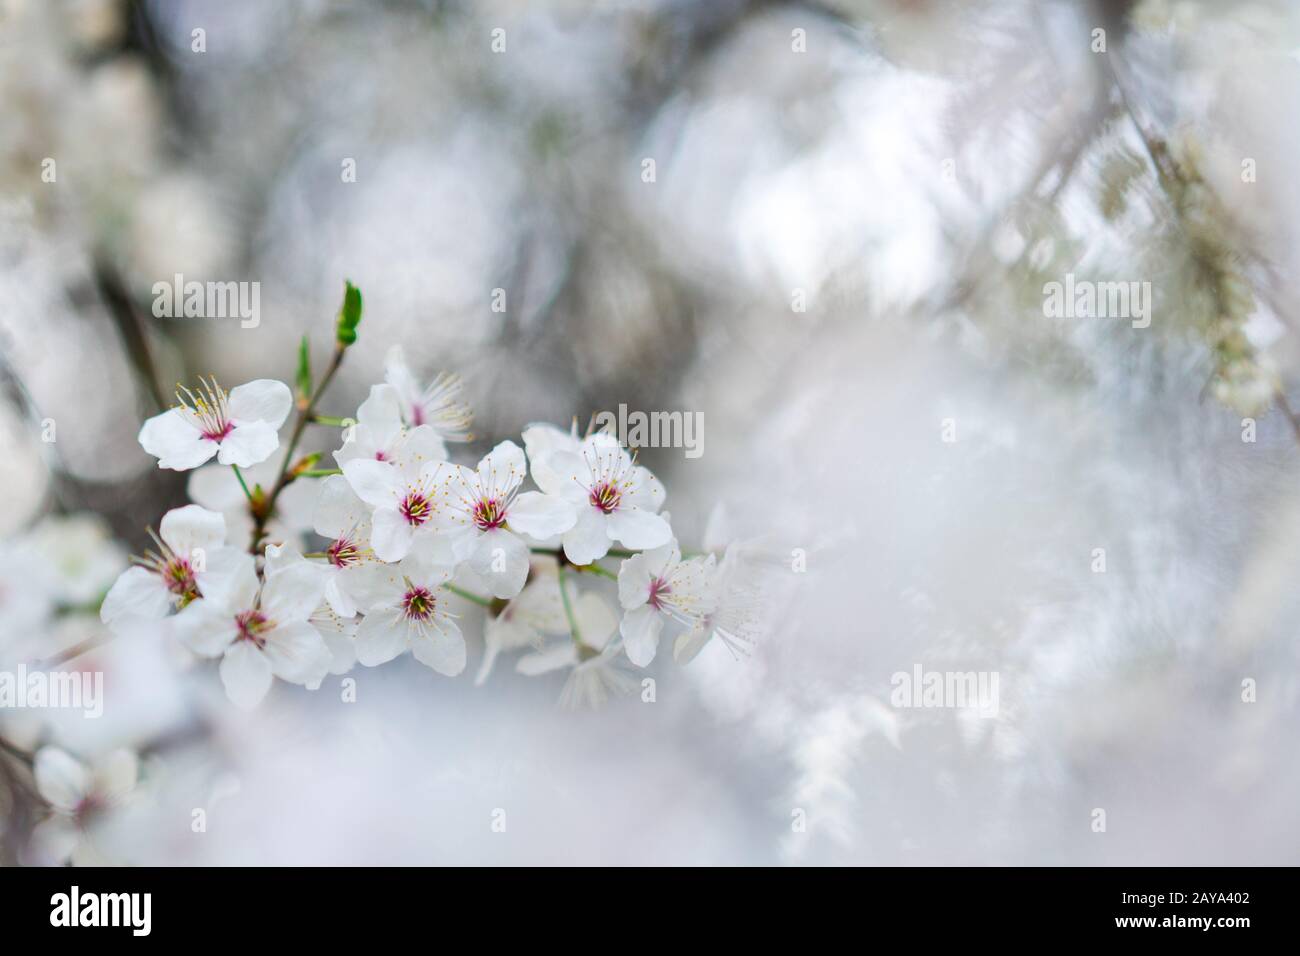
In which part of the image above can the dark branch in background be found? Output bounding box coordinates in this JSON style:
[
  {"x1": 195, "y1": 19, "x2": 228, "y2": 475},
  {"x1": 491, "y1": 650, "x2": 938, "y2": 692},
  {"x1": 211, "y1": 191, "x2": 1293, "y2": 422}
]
[{"x1": 94, "y1": 257, "x2": 168, "y2": 413}]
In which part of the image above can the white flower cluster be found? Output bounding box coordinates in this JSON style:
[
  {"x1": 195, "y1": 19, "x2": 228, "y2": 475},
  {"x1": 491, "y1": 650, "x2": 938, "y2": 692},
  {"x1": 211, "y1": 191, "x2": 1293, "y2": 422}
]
[{"x1": 101, "y1": 345, "x2": 756, "y2": 710}]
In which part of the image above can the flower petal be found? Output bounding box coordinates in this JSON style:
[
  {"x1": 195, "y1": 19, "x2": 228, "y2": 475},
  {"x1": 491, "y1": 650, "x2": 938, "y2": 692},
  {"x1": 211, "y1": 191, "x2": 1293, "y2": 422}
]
[
  {"x1": 356, "y1": 383, "x2": 404, "y2": 429},
  {"x1": 172, "y1": 600, "x2": 239, "y2": 657},
  {"x1": 219, "y1": 641, "x2": 274, "y2": 709},
  {"x1": 619, "y1": 605, "x2": 663, "y2": 667},
  {"x1": 313, "y1": 475, "x2": 366, "y2": 539},
  {"x1": 468, "y1": 529, "x2": 530, "y2": 599},
  {"x1": 561, "y1": 507, "x2": 612, "y2": 565},
  {"x1": 33, "y1": 747, "x2": 89, "y2": 810},
  {"x1": 369, "y1": 507, "x2": 415, "y2": 562},
  {"x1": 226, "y1": 379, "x2": 292, "y2": 429},
  {"x1": 354, "y1": 610, "x2": 410, "y2": 666},
  {"x1": 100, "y1": 567, "x2": 170, "y2": 625},
  {"x1": 507, "y1": 491, "x2": 576, "y2": 540},
  {"x1": 159, "y1": 503, "x2": 227, "y2": 556},
  {"x1": 139, "y1": 409, "x2": 218, "y2": 471},
  {"x1": 342, "y1": 459, "x2": 403, "y2": 508},
  {"x1": 607, "y1": 508, "x2": 672, "y2": 550},
  {"x1": 477, "y1": 440, "x2": 526, "y2": 499},
  {"x1": 410, "y1": 619, "x2": 466, "y2": 676},
  {"x1": 215, "y1": 420, "x2": 280, "y2": 468},
  {"x1": 263, "y1": 620, "x2": 332, "y2": 686}
]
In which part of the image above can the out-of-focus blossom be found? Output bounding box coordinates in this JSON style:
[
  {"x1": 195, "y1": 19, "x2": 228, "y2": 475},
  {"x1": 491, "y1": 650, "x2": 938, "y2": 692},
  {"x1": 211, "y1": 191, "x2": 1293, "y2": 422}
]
[{"x1": 29, "y1": 746, "x2": 138, "y2": 867}]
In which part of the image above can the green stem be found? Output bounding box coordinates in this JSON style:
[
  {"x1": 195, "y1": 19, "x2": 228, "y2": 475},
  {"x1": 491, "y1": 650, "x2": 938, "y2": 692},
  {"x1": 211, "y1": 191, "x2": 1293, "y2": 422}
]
[
  {"x1": 299, "y1": 468, "x2": 343, "y2": 478},
  {"x1": 445, "y1": 584, "x2": 494, "y2": 608},
  {"x1": 557, "y1": 565, "x2": 585, "y2": 647},
  {"x1": 232, "y1": 464, "x2": 254, "y2": 503},
  {"x1": 250, "y1": 345, "x2": 346, "y2": 555},
  {"x1": 311, "y1": 414, "x2": 350, "y2": 426},
  {"x1": 576, "y1": 562, "x2": 618, "y2": 580}
]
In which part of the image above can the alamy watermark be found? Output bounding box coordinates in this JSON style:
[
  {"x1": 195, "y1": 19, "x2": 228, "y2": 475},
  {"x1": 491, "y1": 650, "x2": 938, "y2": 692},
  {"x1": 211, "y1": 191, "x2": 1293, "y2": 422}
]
[
  {"x1": 152, "y1": 273, "x2": 260, "y2": 328},
  {"x1": 592, "y1": 403, "x2": 704, "y2": 459},
  {"x1": 1042, "y1": 273, "x2": 1151, "y2": 328},
  {"x1": 0, "y1": 665, "x2": 103, "y2": 719},
  {"x1": 890, "y1": 664, "x2": 999, "y2": 718}
]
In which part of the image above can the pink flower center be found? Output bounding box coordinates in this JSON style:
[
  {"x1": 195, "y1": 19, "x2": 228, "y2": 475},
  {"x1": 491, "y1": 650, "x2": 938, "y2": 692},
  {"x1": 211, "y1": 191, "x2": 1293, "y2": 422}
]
[
  {"x1": 327, "y1": 537, "x2": 361, "y2": 567},
  {"x1": 402, "y1": 586, "x2": 435, "y2": 622},
  {"x1": 400, "y1": 492, "x2": 432, "y2": 526},
  {"x1": 648, "y1": 577, "x2": 672, "y2": 609},
  {"x1": 74, "y1": 793, "x2": 106, "y2": 825},
  {"x1": 409, "y1": 404, "x2": 425, "y2": 426},
  {"x1": 235, "y1": 610, "x2": 270, "y2": 648},
  {"x1": 374, "y1": 450, "x2": 388, "y2": 461},
  {"x1": 473, "y1": 497, "x2": 508, "y2": 531},
  {"x1": 163, "y1": 557, "x2": 197, "y2": 596},
  {"x1": 589, "y1": 481, "x2": 622, "y2": 515}
]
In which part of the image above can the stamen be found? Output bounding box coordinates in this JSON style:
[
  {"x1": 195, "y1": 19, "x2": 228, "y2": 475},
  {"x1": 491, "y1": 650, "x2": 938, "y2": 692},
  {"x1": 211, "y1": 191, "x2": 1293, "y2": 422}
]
[
  {"x1": 402, "y1": 584, "x2": 436, "y2": 622},
  {"x1": 235, "y1": 609, "x2": 270, "y2": 649},
  {"x1": 400, "y1": 492, "x2": 432, "y2": 526},
  {"x1": 175, "y1": 375, "x2": 233, "y2": 441}
]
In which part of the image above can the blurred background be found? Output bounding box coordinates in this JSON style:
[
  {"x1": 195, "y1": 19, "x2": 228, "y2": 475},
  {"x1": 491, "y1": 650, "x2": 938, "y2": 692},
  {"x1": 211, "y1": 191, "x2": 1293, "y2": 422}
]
[{"x1": 3, "y1": 0, "x2": 1300, "y2": 864}]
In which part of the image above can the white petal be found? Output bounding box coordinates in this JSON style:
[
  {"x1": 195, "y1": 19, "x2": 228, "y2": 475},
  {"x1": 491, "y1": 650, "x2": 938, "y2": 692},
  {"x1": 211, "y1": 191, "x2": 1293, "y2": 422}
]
[
  {"x1": 468, "y1": 530, "x2": 530, "y2": 599},
  {"x1": 172, "y1": 600, "x2": 239, "y2": 657},
  {"x1": 342, "y1": 459, "x2": 403, "y2": 508},
  {"x1": 356, "y1": 383, "x2": 404, "y2": 429},
  {"x1": 159, "y1": 504, "x2": 227, "y2": 556},
  {"x1": 354, "y1": 610, "x2": 410, "y2": 666},
  {"x1": 220, "y1": 641, "x2": 274, "y2": 709},
  {"x1": 226, "y1": 379, "x2": 293, "y2": 428},
  {"x1": 607, "y1": 508, "x2": 672, "y2": 550},
  {"x1": 195, "y1": 548, "x2": 258, "y2": 608},
  {"x1": 370, "y1": 507, "x2": 415, "y2": 562},
  {"x1": 324, "y1": 573, "x2": 357, "y2": 619},
  {"x1": 34, "y1": 747, "x2": 89, "y2": 810},
  {"x1": 562, "y1": 507, "x2": 613, "y2": 565},
  {"x1": 29, "y1": 816, "x2": 80, "y2": 866},
  {"x1": 100, "y1": 567, "x2": 170, "y2": 625},
  {"x1": 215, "y1": 420, "x2": 280, "y2": 468},
  {"x1": 341, "y1": 562, "x2": 407, "y2": 612},
  {"x1": 619, "y1": 605, "x2": 663, "y2": 667},
  {"x1": 261, "y1": 560, "x2": 327, "y2": 623},
  {"x1": 516, "y1": 642, "x2": 578, "y2": 675},
  {"x1": 263, "y1": 620, "x2": 332, "y2": 685},
  {"x1": 507, "y1": 491, "x2": 576, "y2": 540},
  {"x1": 624, "y1": 465, "x2": 666, "y2": 512},
  {"x1": 138, "y1": 409, "x2": 218, "y2": 471},
  {"x1": 617, "y1": 551, "x2": 654, "y2": 610},
  {"x1": 313, "y1": 475, "x2": 365, "y2": 539},
  {"x1": 410, "y1": 619, "x2": 466, "y2": 676},
  {"x1": 476, "y1": 440, "x2": 526, "y2": 499},
  {"x1": 393, "y1": 425, "x2": 449, "y2": 480}
]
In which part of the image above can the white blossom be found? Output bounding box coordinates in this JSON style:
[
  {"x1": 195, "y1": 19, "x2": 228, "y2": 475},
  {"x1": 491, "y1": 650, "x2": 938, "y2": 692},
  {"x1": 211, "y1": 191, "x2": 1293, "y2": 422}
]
[
  {"x1": 348, "y1": 557, "x2": 466, "y2": 676},
  {"x1": 139, "y1": 378, "x2": 292, "y2": 471},
  {"x1": 617, "y1": 540, "x2": 717, "y2": 667},
  {"x1": 99, "y1": 505, "x2": 246, "y2": 630},
  {"x1": 171, "y1": 549, "x2": 331, "y2": 709},
  {"x1": 423, "y1": 440, "x2": 576, "y2": 598},
  {"x1": 383, "y1": 345, "x2": 473, "y2": 442},
  {"x1": 531, "y1": 432, "x2": 672, "y2": 565},
  {"x1": 30, "y1": 747, "x2": 137, "y2": 867}
]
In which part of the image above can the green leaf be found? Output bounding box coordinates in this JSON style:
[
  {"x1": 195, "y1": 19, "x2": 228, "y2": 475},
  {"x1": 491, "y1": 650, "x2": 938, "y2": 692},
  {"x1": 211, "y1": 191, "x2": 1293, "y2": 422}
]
[
  {"x1": 336, "y1": 280, "x2": 363, "y2": 345},
  {"x1": 296, "y1": 335, "x2": 313, "y2": 398}
]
